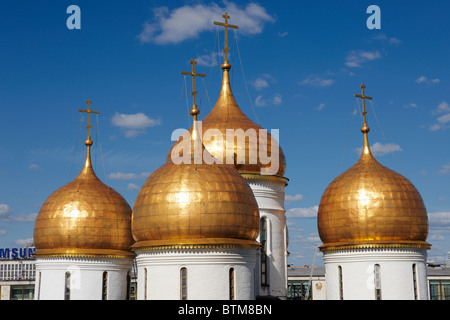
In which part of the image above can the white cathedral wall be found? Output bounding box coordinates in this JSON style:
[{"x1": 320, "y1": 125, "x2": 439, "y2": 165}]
[
  {"x1": 323, "y1": 247, "x2": 428, "y2": 300},
  {"x1": 34, "y1": 257, "x2": 133, "y2": 300},
  {"x1": 246, "y1": 178, "x2": 288, "y2": 299},
  {"x1": 134, "y1": 247, "x2": 257, "y2": 300}
]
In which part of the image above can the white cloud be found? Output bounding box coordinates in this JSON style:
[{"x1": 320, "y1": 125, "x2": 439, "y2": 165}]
[
  {"x1": 389, "y1": 37, "x2": 402, "y2": 45},
  {"x1": 429, "y1": 212, "x2": 450, "y2": 231},
  {"x1": 433, "y1": 101, "x2": 450, "y2": 114},
  {"x1": 0, "y1": 204, "x2": 12, "y2": 219},
  {"x1": 254, "y1": 78, "x2": 269, "y2": 90},
  {"x1": 430, "y1": 124, "x2": 442, "y2": 131},
  {"x1": 196, "y1": 51, "x2": 222, "y2": 67},
  {"x1": 439, "y1": 162, "x2": 450, "y2": 175},
  {"x1": 252, "y1": 74, "x2": 274, "y2": 91},
  {"x1": 437, "y1": 113, "x2": 450, "y2": 124},
  {"x1": 430, "y1": 101, "x2": 450, "y2": 131},
  {"x1": 111, "y1": 112, "x2": 161, "y2": 137},
  {"x1": 255, "y1": 93, "x2": 282, "y2": 107},
  {"x1": 415, "y1": 75, "x2": 440, "y2": 85},
  {"x1": 9, "y1": 213, "x2": 37, "y2": 223},
  {"x1": 285, "y1": 194, "x2": 304, "y2": 205},
  {"x1": 15, "y1": 238, "x2": 34, "y2": 246},
  {"x1": 272, "y1": 94, "x2": 282, "y2": 106},
  {"x1": 299, "y1": 75, "x2": 334, "y2": 87},
  {"x1": 373, "y1": 33, "x2": 402, "y2": 45},
  {"x1": 137, "y1": 2, "x2": 274, "y2": 45},
  {"x1": 415, "y1": 75, "x2": 428, "y2": 84},
  {"x1": 127, "y1": 183, "x2": 140, "y2": 191},
  {"x1": 0, "y1": 204, "x2": 37, "y2": 222},
  {"x1": 107, "y1": 172, "x2": 150, "y2": 180},
  {"x1": 404, "y1": 103, "x2": 417, "y2": 109},
  {"x1": 355, "y1": 142, "x2": 402, "y2": 156},
  {"x1": 278, "y1": 31, "x2": 288, "y2": 37},
  {"x1": 28, "y1": 164, "x2": 42, "y2": 170},
  {"x1": 286, "y1": 206, "x2": 318, "y2": 219},
  {"x1": 317, "y1": 103, "x2": 326, "y2": 111},
  {"x1": 345, "y1": 50, "x2": 381, "y2": 68}
]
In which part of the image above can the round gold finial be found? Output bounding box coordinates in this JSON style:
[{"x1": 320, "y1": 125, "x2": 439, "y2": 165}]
[
  {"x1": 190, "y1": 108, "x2": 200, "y2": 116},
  {"x1": 221, "y1": 63, "x2": 231, "y2": 70}
]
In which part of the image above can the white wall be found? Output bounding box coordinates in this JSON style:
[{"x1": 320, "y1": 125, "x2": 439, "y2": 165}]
[
  {"x1": 247, "y1": 178, "x2": 288, "y2": 299},
  {"x1": 323, "y1": 247, "x2": 428, "y2": 300},
  {"x1": 35, "y1": 257, "x2": 133, "y2": 300},
  {"x1": 135, "y1": 247, "x2": 257, "y2": 300}
]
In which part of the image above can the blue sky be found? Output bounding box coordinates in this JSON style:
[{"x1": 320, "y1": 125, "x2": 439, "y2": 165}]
[{"x1": 0, "y1": 1, "x2": 449, "y2": 267}]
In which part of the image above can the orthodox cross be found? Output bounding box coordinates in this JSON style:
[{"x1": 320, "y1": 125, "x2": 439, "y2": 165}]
[
  {"x1": 354, "y1": 84, "x2": 373, "y2": 130},
  {"x1": 214, "y1": 12, "x2": 239, "y2": 64},
  {"x1": 78, "y1": 99, "x2": 100, "y2": 140},
  {"x1": 181, "y1": 59, "x2": 206, "y2": 121}
]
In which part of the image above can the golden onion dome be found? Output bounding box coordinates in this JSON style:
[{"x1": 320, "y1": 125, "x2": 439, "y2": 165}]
[
  {"x1": 34, "y1": 105, "x2": 134, "y2": 258},
  {"x1": 317, "y1": 84, "x2": 429, "y2": 250},
  {"x1": 131, "y1": 62, "x2": 260, "y2": 250},
  {"x1": 200, "y1": 63, "x2": 286, "y2": 178}
]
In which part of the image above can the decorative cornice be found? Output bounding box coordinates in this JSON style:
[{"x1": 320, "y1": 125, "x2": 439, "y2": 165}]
[
  {"x1": 33, "y1": 248, "x2": 136, "y2": 259},
  {"x1": 240, "y1": 173, "x2": 289, "y2": 186},
  {"x1": 319, "y1": 241, "x2": 431, "y2": 252},
  {"x1": 132, "y1": 238, "x2": 260, "y2": 252}
]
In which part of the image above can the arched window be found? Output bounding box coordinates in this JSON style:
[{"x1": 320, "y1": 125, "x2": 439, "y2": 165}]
[
  {"x1": 229, "y1": 268, "x2": 235, "y2": 300},
  {"x1": 260, "y1": 217, "x2": 268, "y2": 286},
  {"x1": 64, "y1": 271, "x2": 71, "y2": 300},
  {"x1": 374, "y1": 264, "x2": 381, "y2": 300},
  {"x1": 338, "y1": 266, "x2": 343, "y2": 300},
  {"x1": 180, "y1": 267, "x2": 188, "y2": 300},
  {"x1": 102, "y1": 271, "x2": 108, "y2": 300}
]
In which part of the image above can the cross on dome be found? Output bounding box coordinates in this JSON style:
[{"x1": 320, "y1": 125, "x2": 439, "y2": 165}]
[
  {"x1": 354, "y1": 84, "x2": 373, "y2": 154},
  {"x1": 78, "y1": 99, "x2": 100, "y2": 142},
  {"x1": 180, "y1": 58, "x2": 206, "y2": 122},
  {"x1": 214, "y1": 12, "x2": 239, "y2": 64}
]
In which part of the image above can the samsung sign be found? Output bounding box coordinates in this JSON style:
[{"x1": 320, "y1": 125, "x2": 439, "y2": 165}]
[{"x1": 0, "y1": 248, "x2": 36, "y2": 259}]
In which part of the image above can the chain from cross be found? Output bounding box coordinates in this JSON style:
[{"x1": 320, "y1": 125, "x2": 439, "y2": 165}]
[
  {"x1": 78, "y1": 99, "x2": 100, "y2": 140},
  {"x1": 214, "y1": 12, "x2": 239, "y2": 64},
  {"x1": 354, "y1": 83, "x2": 373, "y2": 129},
  {"x1": 180, "y1": 59, "x2": 206, "y2": 121}
]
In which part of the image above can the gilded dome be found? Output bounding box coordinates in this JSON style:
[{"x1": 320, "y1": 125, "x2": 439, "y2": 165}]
[
  {"x1": 317, "y1": 85, "x2": 429, "y2": 250},
  {"x1": 34, "y1": 139, "x2": 135, "y2": 258},
  {"x1": 199, "y1": 64, "x2": 286, "y2": 177},
  {"x1": 131, "y1": 76, "x2": 260, "y2": 250}
]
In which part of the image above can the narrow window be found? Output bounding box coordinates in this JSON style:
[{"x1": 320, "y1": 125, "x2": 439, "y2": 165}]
[
  {"x1": 229, "y1": 268, "x2": 235, "y2": 300},
  {"x1": 102, "y1": 271, "x2": 108, "y2": 300},
  {"x1": 126, "y1": 271, "x2": 131, "y2": 300},
  {"x1": 180, "y1": 267, "x2": 188, "y2": 300},
  {"x1": 64, "y1": 272, "x2": 71, "y2": 300},
  {"x1": 374, "y1": 264, "x2": 381, "y2": 300},
  {"x1": 144, "y1": 268, "x2": 148, "y2": 300},
  {"x1": 338, "y1": 266, "x2": 343, "y2": 300},
  {"x1": 260, "y1": 218, "x2": 268, "y2": 286},
  {"x1": 412, "y1": 264, "x2": 418, "y2": 300},
  {"x1": 37, "y1": 272, "x2": 41, "y2": 300}
]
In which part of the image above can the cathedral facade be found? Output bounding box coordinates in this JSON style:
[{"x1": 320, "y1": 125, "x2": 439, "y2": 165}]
[{"x1": 32, "y1": 14, "x2": 429, "y2": 300}]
